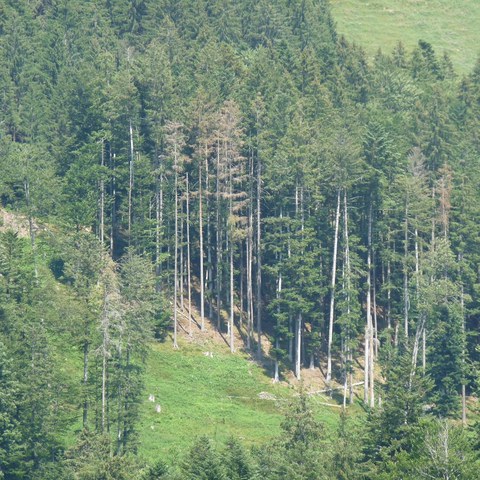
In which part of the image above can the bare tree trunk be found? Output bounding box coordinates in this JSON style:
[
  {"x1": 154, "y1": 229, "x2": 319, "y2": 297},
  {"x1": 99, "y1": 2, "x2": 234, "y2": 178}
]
[
  {"x1": 83, "y1": 339, "x2": 89, "y2": 428},
  {"x1": 246, "y1": 227, "x2": 253, "y2": 349},
  {"x1": 173, "y1": 144, "x2": 179, "y2": 349},
  {"x1": 199, "y1": 155, "x2": 205, "y2": 330},
  {"x1": 229, "y1": 235, "x2": 234, "y2": 353},
  {"x1": 364, "y1": 202, "x2": 375, "y2": 407},
  {"x1": 461, "y1": 283, "x2": 467, "y2": 426},
  {"x1": 404, "y1": 203, "x2": 409, "y2": 338},
  {"x1": 326, "y1": 188, "x2": 341, "y2": 382},
  {"x1": 246, "y1": 153, "x2": 254, "y2": 350},
  {"x1": 274, "y1": 267, "x2": 282, "y2": 382},
  {"x1": 180, "y1": 203, "x2": 184, "y2": 311},
  {"x1": 186, "y1": 173, "x2": 192, "y2": 335},
  {"x1": 288, "y1": 315, "x2": 293, "y2": 362},
  {"x1": 274, "y1": 338, "x2": 280, "y2": 382},
  {"x1": 343, "y1": 190, "x2": 353, "y2": 405},
  {"x1": 431, "y1": 185, "x2": 436, "y2": 247},
  {"x1": 387, "y1": 257, "x2": 392, "y2": 330},
  {"x1": 110, "y1": 151, "x2": 116, "y2": 255},
  {"x1": 155, "y1": 156, "x2": 164, "y2": 290},
  {"x1": 128, "y1": 120, "x2": 134, "y2": 244},
  {"x1": 410, "y1": 317, "x2": 424, "y2": 387},
  {"x1": 415, "y1": 226, "x2": 425, "y2": 372},
  {"x1": 216, "y1": 139, "x2": 222, "y2": 330},
  {"x1": 101, "y1": 282, "x2": 109, "y2": 433},
  {"x1": 364, "y1": 322, "x2": 369, "y2": 405},
  {"x1": 101, "y1": 349, "x2": 107, "y2": 433},
  {"x1": 23, "y1": 176, "x2": 38, "y2": 278},
  {"x1": 228, "y1": 164, "x2": 235, "y2": 353},
  {"x1": 256, "y1": 156, "x2": 262, "y2": 359},
  {"x1": 206, "y1": 155, "x2": 213, "y2": 319},
  {"x1": 295, "y1": 313, "x2": 302, "y2": 380},
  {"x1": 368, "y1": 203, "x2": 375, "y2": 408},
  {"x1": 100, "y1": 138, "x2": 105, "y2": 245},
  {"x1": 240, "y1": 245, "x2": 244, "y2": 329}
]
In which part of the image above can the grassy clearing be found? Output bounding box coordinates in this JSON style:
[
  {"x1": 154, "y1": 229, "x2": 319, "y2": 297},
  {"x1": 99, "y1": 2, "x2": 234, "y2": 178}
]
[
  {"x1": 137, "y1": 335, "x2": 343, "y2": 463},
  {"x1": 330, "y1": 0, "x2": 480, "y2": 73},
  {"x1": 51, "y1": 299, "x2": 350, "y2": 464}
]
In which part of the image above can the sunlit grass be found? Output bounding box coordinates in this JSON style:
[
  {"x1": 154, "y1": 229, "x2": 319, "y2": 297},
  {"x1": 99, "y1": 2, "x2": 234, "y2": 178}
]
[
  {"x1": 137, "y1": 336, "x2": 342, "y2": 462},
  {"x1": 331, "y1": 0, "x2": 480, "y2": 74}
]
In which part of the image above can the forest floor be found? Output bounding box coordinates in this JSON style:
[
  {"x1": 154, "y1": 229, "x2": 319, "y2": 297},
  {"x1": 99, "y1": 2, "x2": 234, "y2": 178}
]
[
  {"x1": 331, "y1": 0, "x2": 480, "y2": 73},
  {"x1": 0, "y1": 207, "x2": 36, "y2": 237}
]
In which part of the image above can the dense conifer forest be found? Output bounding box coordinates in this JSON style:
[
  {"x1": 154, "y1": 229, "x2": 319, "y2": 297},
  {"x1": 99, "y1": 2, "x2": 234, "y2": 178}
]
[{"x1": 1, "y1": 0, "x2": 480, "y2": 478}]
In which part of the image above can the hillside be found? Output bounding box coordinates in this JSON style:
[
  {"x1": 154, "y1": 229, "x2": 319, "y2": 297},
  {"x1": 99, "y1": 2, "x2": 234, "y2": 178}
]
[
  {"x1": 138, "y1": 311, "x2": 345, "y2": 462},
  {"x1": 331, "y1": 0, "x2": 480, "y2": 73},
  {"x1": 139, "y1": 343, "x2": 336, "y2": 462},
  {"x1": 2, "y1": 0, "x2": 480, "y2": 478}
]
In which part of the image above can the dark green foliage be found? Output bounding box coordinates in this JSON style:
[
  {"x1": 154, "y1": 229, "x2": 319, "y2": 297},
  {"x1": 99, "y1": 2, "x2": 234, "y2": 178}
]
[
  {"x1": 181, "y1": 436, "x2": 226, "y2": 480},
  {"x1": 64, "y1": 430, "x2": 140, "y2": 480},
  {"x1": 256, "y1": 393, "x2": 329, "y2": 480},
  {"x1": 0, "y1": 341, "x2": 26, "y2": 479},
  {"x1": 141, "y1": 459, "x2": 169, "y2": 480},
  {"x1": 331, "y1": 412, "x2": 363, "y2": 480},
  {"x1": 363, "y1": 344, "x2": 434, "y2": 478},
  {"x1": 223, "y1": 437, "x2": 257, "y2": 480}
]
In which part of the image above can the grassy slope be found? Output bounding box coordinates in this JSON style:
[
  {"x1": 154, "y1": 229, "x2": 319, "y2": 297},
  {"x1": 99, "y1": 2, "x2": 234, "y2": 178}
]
[
  {"x1": 331, "y1": 0, "x2": 480, "y2": 74},
  {"x1": 137, "y1": 335, "x2": 342, "y2": 462}
]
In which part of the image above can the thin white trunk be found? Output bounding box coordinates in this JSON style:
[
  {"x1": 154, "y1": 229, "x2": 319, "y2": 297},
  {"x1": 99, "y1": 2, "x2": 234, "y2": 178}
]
[
  {"x1": 364, "y1": 321, "x2": 369, "y2": 405},
  {"x1": 228, "y1": 185, "x2": 235, "y2": 354},
  {"x1": 410, "y1": 318, "x2": 424, "y2": 388},
  {"x1": 216, "y1": 138, "x2": 222, "y2": 329},
  {"x1": 230, "y1": 243, "x2": 234, "y2": 353},
  {"x1": 101, "y1": 284, "x2": 109, "y2": 433},
  {"x1": 128, "y1": 120, "x2": 134, "y2": 243},
  {"x1": 274, "y1": 266, "x2": 282, "y2": 382},
  {"x1": 431, "y1": 185, "x2": 436, "y2": 247},
  {"x1": 246, "y1": 153, "x2": 254, "y2": 350},
  {"x1": 180, "y1": 206, "x2": 184, "y2": 311},
  {"x1": 387, "y1": 257, "x2": 392, "y2": 330},
  {"x1": 186, "y1": 174, "x2": 192, "y2": 336},
  {"x1": 110, "y1": 151, "x2": 116, "y2": 254},
  {"x1": 206, "y1": 155, "x2": 213, "y2": 319},
  {"x1": 199, "y1": 153, "x2": 205, "y2": 330},
  {"x1": 173, "y1": 143, "x2": 179, "y2": 349},
  {"x1": 156, "y1": 156, "x2": 164, "y2": 289},
  {"x1": 23, "y1": 176, "x2": 38, "y2": 279},
  {"x1": 83, "y1": 340, "x2": 89, "y2": 427},
  {"x1": 343, "y1": 190, "x2": 352, "y2": 406},
  {"x1": 240, "y1": 246, "x2": 244, "y2": 328},
  {"x1": 296, "y1": 313, "x2": 302, "y2": 380},
  {"x1": 274, "y1": 338, "x2": 280, "y2": 382},
  {"x1": 368, "y1": 203, "x2": 375, "y2": 408},
  {"x1": 256, "y1": 156, "x2": 262, "y2": 359},
  {"x1": 246, "y1": 228, "x2": 253, "y2": 349},
  {"x1": 326, "y1": 189, "x2": 341, "y2": 382},
  {"x1": 373, "y1": 255, "x2": 378, "y2": 359},
  {"x1": 100, "y1": 138, "x2": 105, "y2": 245},
  {"x1": 288, "y1": 315, "x2": 293, "y2": 362},
  {"x1": 404, "y1": 203, "x2": 409, "y2": 338}
]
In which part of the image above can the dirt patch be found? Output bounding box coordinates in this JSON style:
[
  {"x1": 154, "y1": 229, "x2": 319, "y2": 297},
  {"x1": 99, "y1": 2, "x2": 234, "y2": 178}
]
[{"x1": 0, "y1": 208, "x2": 45, "y2": 238}]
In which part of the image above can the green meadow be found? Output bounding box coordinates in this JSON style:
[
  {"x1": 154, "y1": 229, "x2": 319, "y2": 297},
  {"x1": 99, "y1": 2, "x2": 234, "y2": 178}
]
[
  {"x1": 137, "y1": 337, "x2": 343, "y2": 462},
  {"x1": 331, "y1": 0, "x2": 480, "y2": 73}
]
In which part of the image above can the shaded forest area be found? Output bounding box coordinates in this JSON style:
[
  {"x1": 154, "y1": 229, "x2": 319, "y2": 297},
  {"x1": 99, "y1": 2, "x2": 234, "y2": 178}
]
[{"x1": 1, "y1": 0, "x2": 480, "y2": 478}]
